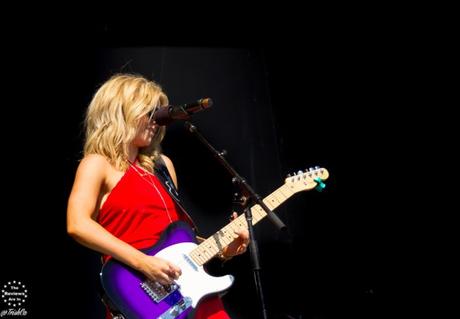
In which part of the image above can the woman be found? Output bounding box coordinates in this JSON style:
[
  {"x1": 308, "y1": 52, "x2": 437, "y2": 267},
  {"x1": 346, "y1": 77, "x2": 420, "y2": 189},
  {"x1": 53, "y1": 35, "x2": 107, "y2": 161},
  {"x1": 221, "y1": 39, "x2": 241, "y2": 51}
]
[{"x1": 67, "y1": 73, "x2": 249, "y2": 318}]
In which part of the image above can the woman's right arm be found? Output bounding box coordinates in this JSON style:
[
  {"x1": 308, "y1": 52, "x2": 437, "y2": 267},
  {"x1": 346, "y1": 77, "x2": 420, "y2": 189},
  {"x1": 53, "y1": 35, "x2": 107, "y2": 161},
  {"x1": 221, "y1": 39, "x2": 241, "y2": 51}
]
[{"x1": 67, "y1": 155, "x2": 180, "y2": 284}]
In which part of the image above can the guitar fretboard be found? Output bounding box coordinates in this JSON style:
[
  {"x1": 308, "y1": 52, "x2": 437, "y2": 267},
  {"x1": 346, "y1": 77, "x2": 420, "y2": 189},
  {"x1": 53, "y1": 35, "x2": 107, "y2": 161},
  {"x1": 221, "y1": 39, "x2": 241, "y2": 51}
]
[{"x1": 189, "y1": 183, "x2": 295, "y2": 266}]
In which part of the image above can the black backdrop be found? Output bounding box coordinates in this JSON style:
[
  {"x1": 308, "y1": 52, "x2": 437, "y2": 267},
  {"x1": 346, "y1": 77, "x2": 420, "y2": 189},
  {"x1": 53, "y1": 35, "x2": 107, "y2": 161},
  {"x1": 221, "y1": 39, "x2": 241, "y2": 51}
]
[{"x1": 0, "y1": 18, "x2": 437, "y2": 319}]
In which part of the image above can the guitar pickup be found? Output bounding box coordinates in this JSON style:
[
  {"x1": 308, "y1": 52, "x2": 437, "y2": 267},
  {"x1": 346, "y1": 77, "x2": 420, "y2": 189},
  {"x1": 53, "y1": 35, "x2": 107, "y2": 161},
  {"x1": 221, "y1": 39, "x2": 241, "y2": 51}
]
[{"x1": 140, "y1": 280, "x2": 179, "y2": 303}]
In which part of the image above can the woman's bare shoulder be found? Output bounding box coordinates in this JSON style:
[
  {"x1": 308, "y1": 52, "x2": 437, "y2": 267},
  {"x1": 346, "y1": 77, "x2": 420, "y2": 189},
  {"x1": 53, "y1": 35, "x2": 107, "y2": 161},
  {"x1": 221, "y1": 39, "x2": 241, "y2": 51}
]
[{"x1": 77, "y1": 154, "x2": 112, "y2": 176}]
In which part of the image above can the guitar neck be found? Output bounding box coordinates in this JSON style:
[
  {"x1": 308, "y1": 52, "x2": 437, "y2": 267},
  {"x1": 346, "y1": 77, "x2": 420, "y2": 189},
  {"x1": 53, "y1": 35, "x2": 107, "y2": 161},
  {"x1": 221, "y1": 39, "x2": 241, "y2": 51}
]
[{"x1": 189, "y1": 183, "x2": 295, "y2": 266}]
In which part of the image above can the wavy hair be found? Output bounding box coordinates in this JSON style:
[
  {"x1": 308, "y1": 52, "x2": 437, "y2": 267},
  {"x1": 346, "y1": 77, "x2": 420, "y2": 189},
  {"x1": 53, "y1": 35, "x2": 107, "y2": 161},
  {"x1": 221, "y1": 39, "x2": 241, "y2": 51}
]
[{"x1": 84, "y1": 73, "x2": 168, "y2": 172}]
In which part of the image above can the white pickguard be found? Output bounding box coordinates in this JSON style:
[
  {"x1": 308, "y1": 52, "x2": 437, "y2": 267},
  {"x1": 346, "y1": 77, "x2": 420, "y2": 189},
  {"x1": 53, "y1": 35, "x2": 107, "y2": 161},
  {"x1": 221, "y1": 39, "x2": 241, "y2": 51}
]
[{"x1": 155, "y1": 242, "x2": 234, "y2": 307}]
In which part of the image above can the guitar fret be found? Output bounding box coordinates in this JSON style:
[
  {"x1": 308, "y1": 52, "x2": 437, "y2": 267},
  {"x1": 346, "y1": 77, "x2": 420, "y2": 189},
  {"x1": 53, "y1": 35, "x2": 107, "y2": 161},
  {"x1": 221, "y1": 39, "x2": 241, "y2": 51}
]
[
  {"x1": 193, "y1": 251, "x2": 205, "y2": 264},
  {"x1": 197, "y1": 250, "x2": 206, "y2": 262},
  {"x1": 252, "y1": 205, "x2": 264, "y2": 221},
  {"x1": 202, "y1": 250, "x2": 210, "y2": 260},
  {"x1": 266, "y1": 194, "x2": 278, "y2": 208},
  {"x1": 277, "y1": 187, "x2": 290, "y2": 199},
  {"x1": 236, "y1": 216, "x2": 247, "y2": 228},
  {"x1": 277, "y1": 184, "x2": 289, "y2": 198},
  {"x1": 249, "y1": 205, "x2": 261, "y2": 224},
  {"x1": 202, "y1": 248, "x2": 212, "y2": 259},
  {"x1": 223, "y1": 225, "x2": 232, "y2": 234},
  {"x1": 230, "y1": 220, "x2": 242, "y2": 232},
  {"x1": 206, "y1": 243, "x2": 217, "y2": 255},
  {"x1": 227, "y1": 223, "x2": 237, "y2": 234},
  {"x1": 224, "y1": 229, "x2": 233, "y2": 242},
  {"x1": 273, "y1": 190, "x2": 283, "y2": 200},
  {"x1": 273, "y1": 191, "x2": 283, "y2": 203}
]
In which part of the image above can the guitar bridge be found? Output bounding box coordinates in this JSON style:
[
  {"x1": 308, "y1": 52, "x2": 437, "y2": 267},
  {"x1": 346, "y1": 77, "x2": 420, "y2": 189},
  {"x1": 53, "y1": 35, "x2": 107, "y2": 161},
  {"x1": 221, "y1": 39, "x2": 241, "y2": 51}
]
[{"x1": 140, "y1": 280, "x2": 179, "y2": 303}]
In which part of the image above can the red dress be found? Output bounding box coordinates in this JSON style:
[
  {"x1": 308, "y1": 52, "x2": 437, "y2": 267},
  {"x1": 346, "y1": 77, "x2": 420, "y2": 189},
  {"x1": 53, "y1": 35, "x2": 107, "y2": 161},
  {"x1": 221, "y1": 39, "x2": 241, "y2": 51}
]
[{"x1": 98, "y1": 163, "x2": 230, "y2": 319}]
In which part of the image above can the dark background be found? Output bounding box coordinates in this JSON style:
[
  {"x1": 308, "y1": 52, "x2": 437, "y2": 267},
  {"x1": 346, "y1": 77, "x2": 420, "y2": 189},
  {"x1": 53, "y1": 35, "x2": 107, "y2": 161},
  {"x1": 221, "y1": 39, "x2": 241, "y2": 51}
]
[{"x1": 1, "y1": 14, "x2": 446, "y2": 319}]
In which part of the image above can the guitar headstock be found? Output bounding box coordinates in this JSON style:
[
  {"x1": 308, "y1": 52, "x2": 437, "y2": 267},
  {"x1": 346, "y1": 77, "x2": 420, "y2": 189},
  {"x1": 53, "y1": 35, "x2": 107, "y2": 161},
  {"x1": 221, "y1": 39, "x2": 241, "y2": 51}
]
[{"x1": 284, "y1": 167, "x2": 329, "y2": 193}]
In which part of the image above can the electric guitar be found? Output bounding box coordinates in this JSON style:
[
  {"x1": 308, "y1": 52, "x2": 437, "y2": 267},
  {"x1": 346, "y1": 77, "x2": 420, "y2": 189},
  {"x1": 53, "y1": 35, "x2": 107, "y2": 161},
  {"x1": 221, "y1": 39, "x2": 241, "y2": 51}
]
[{"x1": 100, "y1": 167, "x2": 329, "y2": 319}]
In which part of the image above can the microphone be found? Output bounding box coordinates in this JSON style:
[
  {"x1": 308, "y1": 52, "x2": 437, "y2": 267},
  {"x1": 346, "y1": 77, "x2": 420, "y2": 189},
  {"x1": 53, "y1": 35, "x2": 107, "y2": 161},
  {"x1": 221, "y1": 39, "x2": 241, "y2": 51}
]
[{"x1": 153, "y1": 98, "x2": 213, "y2": 126}]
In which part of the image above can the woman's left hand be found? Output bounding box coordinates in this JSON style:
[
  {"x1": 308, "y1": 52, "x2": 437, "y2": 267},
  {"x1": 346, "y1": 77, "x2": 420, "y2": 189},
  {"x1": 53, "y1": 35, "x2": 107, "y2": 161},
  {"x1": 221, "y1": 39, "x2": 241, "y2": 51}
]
[{"x1": 221, "y1": 212, "x2": 250, "y2": 258}]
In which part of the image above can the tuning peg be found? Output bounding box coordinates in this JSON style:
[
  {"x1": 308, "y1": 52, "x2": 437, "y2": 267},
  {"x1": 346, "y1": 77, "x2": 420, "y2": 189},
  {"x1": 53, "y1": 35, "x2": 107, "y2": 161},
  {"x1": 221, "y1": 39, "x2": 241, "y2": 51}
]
[{"x1": 314, "y1": 177, "x2": 326, "y2": 192}]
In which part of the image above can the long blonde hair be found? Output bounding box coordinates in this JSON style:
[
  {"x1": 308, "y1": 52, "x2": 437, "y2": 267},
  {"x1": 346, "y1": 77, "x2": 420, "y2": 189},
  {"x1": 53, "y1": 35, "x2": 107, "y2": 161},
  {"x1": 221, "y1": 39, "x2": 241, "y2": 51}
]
[{"x1": 84, "y1": 73, "x2": 168, "y2": 172}]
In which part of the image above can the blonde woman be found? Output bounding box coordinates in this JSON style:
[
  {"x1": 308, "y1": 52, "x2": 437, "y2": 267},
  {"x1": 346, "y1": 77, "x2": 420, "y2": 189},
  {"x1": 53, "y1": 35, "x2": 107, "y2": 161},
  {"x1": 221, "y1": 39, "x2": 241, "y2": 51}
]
[{"x1": 67, "y1": 73, "x2": 249, "y2": 319}]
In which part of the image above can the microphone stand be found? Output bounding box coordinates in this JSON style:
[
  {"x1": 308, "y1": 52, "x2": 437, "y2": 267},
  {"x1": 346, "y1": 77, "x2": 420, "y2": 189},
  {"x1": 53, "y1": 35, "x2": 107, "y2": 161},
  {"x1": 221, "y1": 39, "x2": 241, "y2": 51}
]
[{"x1": 184, "y1": 121, "x2": 287, "y2": 319}]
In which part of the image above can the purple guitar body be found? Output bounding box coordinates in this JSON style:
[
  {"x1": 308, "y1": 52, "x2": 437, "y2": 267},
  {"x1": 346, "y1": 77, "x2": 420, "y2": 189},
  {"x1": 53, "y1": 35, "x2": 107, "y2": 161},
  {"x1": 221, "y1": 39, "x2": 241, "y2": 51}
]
[{"x1": 100, "y1": 221, "x2": 234, "y2": 319}]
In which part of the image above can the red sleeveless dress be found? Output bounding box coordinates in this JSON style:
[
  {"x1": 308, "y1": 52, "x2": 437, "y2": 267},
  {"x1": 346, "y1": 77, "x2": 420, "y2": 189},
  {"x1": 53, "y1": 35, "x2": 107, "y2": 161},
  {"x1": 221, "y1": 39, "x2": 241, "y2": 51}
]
[{"x1": 98, "y1": 163, "x2": 230, "y2": 319}]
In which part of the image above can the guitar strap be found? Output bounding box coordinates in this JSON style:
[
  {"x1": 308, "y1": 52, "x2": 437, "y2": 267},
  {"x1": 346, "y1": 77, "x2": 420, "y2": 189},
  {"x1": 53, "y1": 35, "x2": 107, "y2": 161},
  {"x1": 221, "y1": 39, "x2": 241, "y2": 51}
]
[{"x1": 154, "y1": 156, "x2": 199, "y2": 234}]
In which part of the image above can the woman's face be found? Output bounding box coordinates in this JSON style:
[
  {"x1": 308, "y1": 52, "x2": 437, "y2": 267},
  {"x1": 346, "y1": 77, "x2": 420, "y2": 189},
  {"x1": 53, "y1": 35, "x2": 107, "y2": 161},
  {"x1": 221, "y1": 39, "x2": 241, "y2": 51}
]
[{"x1": 132, "y1": 110, "x2": 160, "y2": 148}]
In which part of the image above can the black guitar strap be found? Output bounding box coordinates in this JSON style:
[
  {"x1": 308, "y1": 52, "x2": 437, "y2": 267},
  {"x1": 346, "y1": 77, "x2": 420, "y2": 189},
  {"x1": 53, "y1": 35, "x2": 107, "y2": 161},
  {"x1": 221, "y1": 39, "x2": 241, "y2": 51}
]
[{"x1": 154, "y1": 156, "x2": 199, "y2": 234}]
